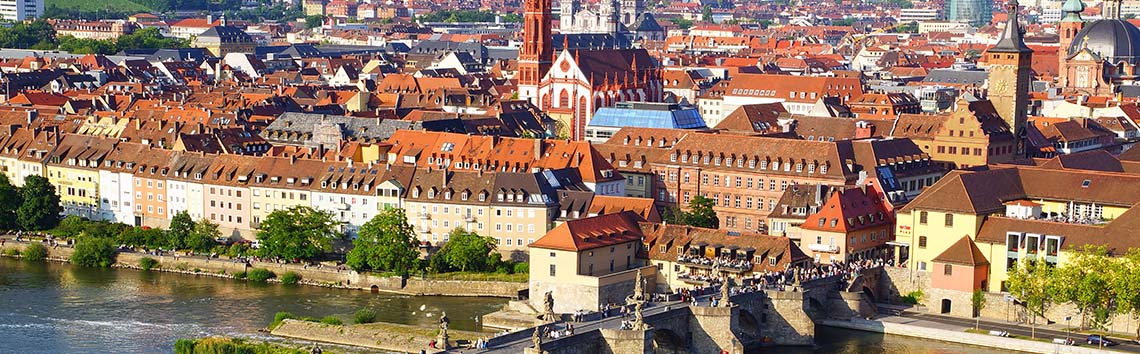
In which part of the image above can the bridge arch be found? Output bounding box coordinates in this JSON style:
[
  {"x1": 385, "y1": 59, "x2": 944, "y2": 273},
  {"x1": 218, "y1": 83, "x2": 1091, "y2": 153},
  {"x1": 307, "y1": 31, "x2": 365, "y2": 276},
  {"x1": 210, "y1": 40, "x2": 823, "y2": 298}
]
[
  {"x1": 652, "y1": 328, "x2": 687, "y2": 354},
  {"x1": 862, "y1": 286, "x2": 876, "y2": 303}
]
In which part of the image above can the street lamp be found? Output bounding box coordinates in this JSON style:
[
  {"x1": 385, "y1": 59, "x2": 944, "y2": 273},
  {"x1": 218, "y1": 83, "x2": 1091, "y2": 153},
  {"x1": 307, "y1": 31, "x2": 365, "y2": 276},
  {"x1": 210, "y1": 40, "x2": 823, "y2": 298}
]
[{"x1": 1065, "y1": 316, "x2": 1071, "y2": 342}]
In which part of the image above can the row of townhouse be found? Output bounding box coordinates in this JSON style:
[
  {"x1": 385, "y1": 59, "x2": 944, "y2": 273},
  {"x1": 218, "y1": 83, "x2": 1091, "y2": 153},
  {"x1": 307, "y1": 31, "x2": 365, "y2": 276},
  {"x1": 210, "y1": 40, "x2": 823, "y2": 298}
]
[{"x1": 0, "y1": 128, "x2": 643, "y2": 260}]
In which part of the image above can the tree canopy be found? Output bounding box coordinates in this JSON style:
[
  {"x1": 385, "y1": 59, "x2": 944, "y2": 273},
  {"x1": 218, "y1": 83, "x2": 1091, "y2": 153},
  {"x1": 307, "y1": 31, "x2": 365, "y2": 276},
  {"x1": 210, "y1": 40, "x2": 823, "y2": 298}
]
[
  {"x1": 255, "y1": 206, "x2": 341, "y2": 261},
  {"x1": 431, "y1": 229, "x2": 498, "y2": 272},
  {"x1": 16, "y1": 176, "x2": 62, "y2": 231},
  {"x1": 664, "y1": 195, "x2": 720, "y2": 229},
  {"x1": 58, "y1": 27, "x2": 188, "y2": 55},
  {"x1": 346, "y1": 208, "x2": 420, "y2": 275},
  {"x1": 0, "y1": 174, "x2": 21, "y2": 230}
]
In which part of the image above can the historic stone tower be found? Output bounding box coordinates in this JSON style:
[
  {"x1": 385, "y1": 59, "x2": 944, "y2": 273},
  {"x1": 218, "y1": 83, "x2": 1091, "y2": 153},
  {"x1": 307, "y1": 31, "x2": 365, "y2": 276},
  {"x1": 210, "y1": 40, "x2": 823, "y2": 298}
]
[
  {"x1": 518, "y1": 0, "x2": 553, "y2": 104},
  {"x1": 985, "y1": 0, "x2": 1033, "y2": 155},
  {"x1": 621, "y1": 0, "x2": 644, "y2": 26},
  {"x1": 1057, "y1": 0, "x2": 1085, "y2": 88}
]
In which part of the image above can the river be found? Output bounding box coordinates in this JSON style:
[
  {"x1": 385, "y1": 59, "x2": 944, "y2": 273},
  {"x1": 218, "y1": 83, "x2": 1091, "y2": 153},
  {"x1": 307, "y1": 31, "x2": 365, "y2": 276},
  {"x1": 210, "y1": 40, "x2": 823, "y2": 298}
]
[{"x1": 0, "y1": 258, "x2": 1020, "y2": 354}]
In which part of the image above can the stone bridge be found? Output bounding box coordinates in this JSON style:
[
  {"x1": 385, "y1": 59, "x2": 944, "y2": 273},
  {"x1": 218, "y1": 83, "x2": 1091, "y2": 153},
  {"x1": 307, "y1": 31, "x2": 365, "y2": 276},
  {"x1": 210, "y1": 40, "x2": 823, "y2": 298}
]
[{"x1": 523, "y1": 267, "x2": 884, "y2": 354}]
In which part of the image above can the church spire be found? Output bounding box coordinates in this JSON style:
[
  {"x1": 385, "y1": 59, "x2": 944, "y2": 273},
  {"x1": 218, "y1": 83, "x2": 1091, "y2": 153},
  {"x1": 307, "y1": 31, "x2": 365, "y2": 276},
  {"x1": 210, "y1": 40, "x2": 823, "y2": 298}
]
[{"x1": 989, "y1": 0, "x2": 1031, "y2": 53}]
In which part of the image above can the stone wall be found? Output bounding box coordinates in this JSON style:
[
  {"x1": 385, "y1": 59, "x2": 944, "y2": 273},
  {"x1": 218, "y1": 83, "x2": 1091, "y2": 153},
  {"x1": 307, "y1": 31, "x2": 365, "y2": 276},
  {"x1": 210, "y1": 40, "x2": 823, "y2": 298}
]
[
  {"x1": 270, "y1": 319, "x2": 459, "y2": 354},
  {"x1": 689, "y1": 306, "x2": 742, "y2": 354},
  {"x1": 0, "y1": 241, "x2": 526, "y2": 298},
  {"x1": 600, "y1": 328, "x2": 652, "y2": 354}
]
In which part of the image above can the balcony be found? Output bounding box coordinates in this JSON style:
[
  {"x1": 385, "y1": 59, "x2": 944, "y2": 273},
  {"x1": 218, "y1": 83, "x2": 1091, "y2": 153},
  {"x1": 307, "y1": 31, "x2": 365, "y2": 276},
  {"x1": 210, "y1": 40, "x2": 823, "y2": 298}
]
[
  {"x1": 417, "y1": 212, "x2": 431, "y2": 220},
  {"x1": 418, "y1": 224, "x2": 431, "y2": 233},
  {"x1": 808, "y1": 243, "x2": 840, "y2": 254},
  {"x1": 332, "y1": 202, "x2": 349, "y2": 210},
  {"x1": 464, "y1": 216, "x2": 476, "y2": 223}
]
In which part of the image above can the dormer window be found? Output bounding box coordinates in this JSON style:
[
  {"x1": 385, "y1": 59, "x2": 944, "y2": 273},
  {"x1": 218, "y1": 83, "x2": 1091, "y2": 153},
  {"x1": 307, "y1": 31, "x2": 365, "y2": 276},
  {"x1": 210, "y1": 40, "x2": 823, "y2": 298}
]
[
  {"x1": 445, "y1": 191, "x2": 452, "y2": 199},
  {"x1": 771, "y1": 161, "x2": 779, "y2": 170},
  {"x1": 427, "y1": 189, "x2": 435, "y2": 198},
  {"x1": 461, "y1": 191, "x2": 469, "y2": 200},
  {"x1": 479, "y1": 193, "x2": 486, "y2": 202},
  {"x1": 498, "y1": 192, "x2": 505, "y2": 201},
  {"x1": 760, "y1": 160, "x2": 767, "y2": 170},
  {"x1": 820, "y1": 165, "x2": 828, "y2": 174},
  {"x1": 412, "y1": 188, "x2": 421, "y2": 198}
]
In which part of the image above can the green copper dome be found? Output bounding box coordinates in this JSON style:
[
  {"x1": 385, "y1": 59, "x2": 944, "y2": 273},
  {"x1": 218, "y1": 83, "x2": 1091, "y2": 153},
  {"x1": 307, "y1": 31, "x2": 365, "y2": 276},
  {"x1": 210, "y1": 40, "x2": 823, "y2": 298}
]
[{"x1": 1062, "y1": 0, "x2": 1086, "y2": 21}]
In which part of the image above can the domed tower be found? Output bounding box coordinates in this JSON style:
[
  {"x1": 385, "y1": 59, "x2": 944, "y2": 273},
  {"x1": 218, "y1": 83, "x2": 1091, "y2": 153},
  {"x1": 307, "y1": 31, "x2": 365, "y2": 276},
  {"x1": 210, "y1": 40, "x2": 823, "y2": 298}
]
[{"x1": 1058, "y1": 0, "x2": 1085, "y2": 88}]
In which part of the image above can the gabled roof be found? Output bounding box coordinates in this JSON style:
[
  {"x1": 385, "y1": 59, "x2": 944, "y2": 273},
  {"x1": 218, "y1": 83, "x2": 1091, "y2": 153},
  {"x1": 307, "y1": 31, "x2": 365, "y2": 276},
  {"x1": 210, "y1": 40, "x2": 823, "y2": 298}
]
[
  {"x1": 933, "y1": 236, "x2": 989, "y2": 266},
  {"x1": 530, "y1": 211, "x2": 644, "y2": 252}
]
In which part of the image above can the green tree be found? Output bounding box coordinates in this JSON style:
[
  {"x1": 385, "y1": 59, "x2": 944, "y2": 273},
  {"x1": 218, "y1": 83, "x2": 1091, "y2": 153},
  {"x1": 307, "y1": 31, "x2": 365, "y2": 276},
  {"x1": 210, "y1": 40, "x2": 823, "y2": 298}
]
[
  {"x1": 54, "y1": 215, "x2": 87, "y2": 238},
  {"x1": 304, "y1": 15, "x2": 325, "y2": 29},
  {"x1": 702, "y1": 5, "x2": 713, "y2": 22},
  {"x1": 0, "y1": 20, "x2": 57, "y2": 49},
  {"x1": 683, "y1": 195, "x2": 719, "y2": 228},
  {"x1": 1007, "y1": 259, "x2": 1055, "y2": 338},
  {"x1": 71, "y1": 235, "x2": 117, "y2": 267},
  {"x1": 671, "y1": 17, "x2": 694, "y2": 30},
  {"x1": 186, "y1": 219, "x2": 220, "y2": 253},
  {"x1": 1115, "y1": 249, "x2": 1140, "y2": 340},
  {"x1": 113, "y1": 27, "x2": 188, "y2": 52},
  {"x1": 16, "y1": 176, "x2": 61, "y2": 231},
  {"x1": 971, "y1": 289, "x2": 987, "y2": 330},
  {"x1": 0, "y1": 174, "x2": 21, "y2": 230},
  {"x1": 117, "y1": 227, "x2": 166, "y2": 249},
  {"x1": 167, "y1": 211, "x2": 195, "y2": 250},
  {"x1": 1053, "y1": 245, "x2": 1117, "y2": 334},
  {"x1": 255, "y1": 206, "x2": 341, "y2": 261},
  {"x1": 433, "y1": 228, "x2": 497, "y2": 272},
  {"x1": 345, "y1": 208, "x2": 420, "y2": 275}
]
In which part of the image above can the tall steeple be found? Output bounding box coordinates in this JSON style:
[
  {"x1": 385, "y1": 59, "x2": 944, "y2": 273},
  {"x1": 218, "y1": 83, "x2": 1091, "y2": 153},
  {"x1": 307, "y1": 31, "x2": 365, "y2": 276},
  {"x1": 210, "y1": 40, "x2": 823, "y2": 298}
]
[
  {"x1": 517, "y1": 0, "x2": 553, "y2": 104},
  {"x1": 1058, "y1": 0, "x2": 1085, "y2": 88},
  {"x1": 989, "y1": 1, "x2": 1031, "y2": 54},
  {"x1": 985, "y1": 0, "x2": 1033, "y2": 157}
]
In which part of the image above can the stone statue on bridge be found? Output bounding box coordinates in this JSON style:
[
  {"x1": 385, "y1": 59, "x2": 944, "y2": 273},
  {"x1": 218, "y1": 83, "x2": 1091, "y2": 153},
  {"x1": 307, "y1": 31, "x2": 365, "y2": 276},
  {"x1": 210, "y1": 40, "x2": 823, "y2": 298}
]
[
  {"x1": 531, "y1": 324, "x2": 543, "y2": 349},
  {"x1": 626, "y1": 270, "x2": 648, "y2": 330},
  {"x1": 436, "y1": 311, "x2": 450, "y2": 349},
  {"x1": 541, "y1": 291, "x2": 557, "y2": 322},
  {"x1": 719, "y1": 278, "x2": 733, "y2": 308}
]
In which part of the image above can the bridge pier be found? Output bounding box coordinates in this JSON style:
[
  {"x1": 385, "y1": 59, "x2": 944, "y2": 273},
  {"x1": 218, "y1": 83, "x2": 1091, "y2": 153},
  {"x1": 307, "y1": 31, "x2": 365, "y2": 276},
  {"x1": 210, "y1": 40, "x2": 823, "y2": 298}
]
[{"x1": 600, "y1": 328, "x2": 653, "y2": 354}]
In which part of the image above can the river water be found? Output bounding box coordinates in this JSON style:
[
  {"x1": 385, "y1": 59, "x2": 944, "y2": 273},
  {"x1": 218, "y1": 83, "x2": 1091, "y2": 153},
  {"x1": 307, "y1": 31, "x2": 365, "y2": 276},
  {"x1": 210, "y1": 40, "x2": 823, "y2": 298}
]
[{"x1": 0, "y1": 258, "x2": 1019, "y2": 354}]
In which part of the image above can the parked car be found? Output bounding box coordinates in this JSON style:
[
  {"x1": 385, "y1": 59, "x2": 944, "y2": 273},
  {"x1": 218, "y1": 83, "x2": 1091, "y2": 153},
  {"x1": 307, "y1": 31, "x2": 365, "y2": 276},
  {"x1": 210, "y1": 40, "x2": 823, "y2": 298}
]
[{"x1": 1086, "y1": 335, "x2": 1117, "y2": 346}]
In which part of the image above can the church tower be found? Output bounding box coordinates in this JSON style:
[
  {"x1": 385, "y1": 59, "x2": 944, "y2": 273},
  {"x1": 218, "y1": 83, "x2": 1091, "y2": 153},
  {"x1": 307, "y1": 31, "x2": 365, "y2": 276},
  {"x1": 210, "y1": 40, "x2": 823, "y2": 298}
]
[
  {"x1": 1058, "y1": 0, "x2": 1085, "y2": 88},
  {"x1": 560, "y1": 0, "x2": 579, "y2": 32},
  {"x1": 986, "y1": 0, "x2": 1033, "y2": 155},
  {"x1": 621, "y1": 0, "x2": 644, "y2": 27},
  {"x1": 518, "y1": 0, "x2": 553, "y2": 105}
]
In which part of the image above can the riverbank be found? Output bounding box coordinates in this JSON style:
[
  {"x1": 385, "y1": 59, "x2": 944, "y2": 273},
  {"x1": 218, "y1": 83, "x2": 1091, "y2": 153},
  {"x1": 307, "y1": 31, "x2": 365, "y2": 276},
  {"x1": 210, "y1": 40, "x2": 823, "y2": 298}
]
[
  {"x1": 820, "y1": 317, "x2": 1119, "y2": 354},
  {"x1": 271, "y1": 319, "x2": 486, "y2": 353},
  {"x1": 0, "y1": 238, "x2": 526, "y2": 298}
]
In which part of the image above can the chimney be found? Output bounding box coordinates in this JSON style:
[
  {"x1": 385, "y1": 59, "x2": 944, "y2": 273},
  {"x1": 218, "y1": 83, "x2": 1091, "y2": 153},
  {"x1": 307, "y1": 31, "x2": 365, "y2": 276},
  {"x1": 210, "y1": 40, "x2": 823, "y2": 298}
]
[
  {"x1": 25, "y1": 110, "x2": 35, "y2": 124},
  {"x1": 534, "y1": 138, "x2": 543, "y2": 157},
  {"x1": 854, "y1": 121, "x2": 873, "y2": 139}
]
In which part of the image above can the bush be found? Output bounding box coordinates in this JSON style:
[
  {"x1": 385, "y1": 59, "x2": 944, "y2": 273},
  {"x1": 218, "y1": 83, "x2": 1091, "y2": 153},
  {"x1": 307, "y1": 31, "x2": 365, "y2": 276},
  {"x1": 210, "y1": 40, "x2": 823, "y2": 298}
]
[
  {"x1": 247, "y1": 268, "x2": 275, "y2": 283},
  {"x1": 173, "y1": 339, "x2": 195, "y2": 354},
  {"x1": 233, "y1": 271, "x2": 247, "y2": 279},
  {"x1": 513, "y1": 262, "x2": 529, "y2": 274},
  {"x1": 280, "y1": 271, "x2": 301, "y2": 285},
  {"x1": 353, "y1": 308, "x2": 377, "y2": 324},
  {"x1": 138, "y1": 257, "x2": 159, "y2": 270},
  {"x1": 269, "y1": 311, "x2": 296, "y2": 330},
  {"x1": 319, "y1": 316, "x2": 343, "y2": 325},
  {"x1": 902, "y1": 290, "x2": 924, "y2": 305},
  {"x1": 21, "y1": 243, "x2": 47, "y2": 261},
  {"x1": 174, "y1": 337, "x2": 306, "y2": 354},
  {"x1": 2, "y1": 248, "x2": 20, "y2": 256},
  {"x1": 70, "y1": 236, "x2": 117, "y2": 267}
]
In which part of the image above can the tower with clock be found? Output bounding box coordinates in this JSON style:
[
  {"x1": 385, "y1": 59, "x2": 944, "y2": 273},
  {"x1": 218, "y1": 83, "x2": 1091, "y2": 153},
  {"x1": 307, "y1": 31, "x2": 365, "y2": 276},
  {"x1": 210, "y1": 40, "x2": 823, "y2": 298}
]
[{"x1": 985, "y1": 0, "x2": 1033, "y2": 155}]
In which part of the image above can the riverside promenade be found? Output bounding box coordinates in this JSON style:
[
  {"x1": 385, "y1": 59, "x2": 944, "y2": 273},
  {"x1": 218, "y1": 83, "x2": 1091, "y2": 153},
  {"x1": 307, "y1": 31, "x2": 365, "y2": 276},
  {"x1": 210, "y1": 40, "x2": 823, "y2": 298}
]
[
  {"x1": 821, "y1": 305, "x2": 1138, "y2": 354},
  {"x1": 0, "y1": 235, "x2": 526, "y2": 298}
]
